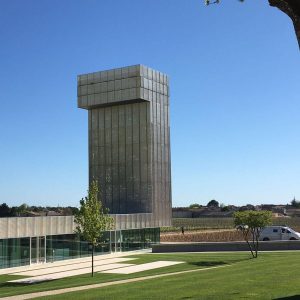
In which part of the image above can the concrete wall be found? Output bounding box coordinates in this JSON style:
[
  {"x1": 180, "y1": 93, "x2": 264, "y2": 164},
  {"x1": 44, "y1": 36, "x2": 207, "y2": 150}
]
[
  {"x1": 152, "y1": 241, "x2": 300, "y2": 253},
  {"x1": 78, "y1": 65, "x2": 172, "y2": 228}
]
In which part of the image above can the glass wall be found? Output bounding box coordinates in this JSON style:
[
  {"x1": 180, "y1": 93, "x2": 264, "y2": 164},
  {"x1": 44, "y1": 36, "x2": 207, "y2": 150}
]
[
  {"x1": 121, "y1": 227, "x2": 160, "y2": 251},
  {"x1": 0, "y1": 238, "x2": 30, "y2": 269},
  {"x1": 46, "y1": 234, "x2": 111, "y2": 262},
  {"x1": 0, "y1": 227, "x2": 160, "y2": 269}
]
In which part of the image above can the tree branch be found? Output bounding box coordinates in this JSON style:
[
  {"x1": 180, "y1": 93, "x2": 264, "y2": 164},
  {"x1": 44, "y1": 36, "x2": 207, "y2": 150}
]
[{"x1": 269, "y1": 0, "x2": 300, "y2": 49}]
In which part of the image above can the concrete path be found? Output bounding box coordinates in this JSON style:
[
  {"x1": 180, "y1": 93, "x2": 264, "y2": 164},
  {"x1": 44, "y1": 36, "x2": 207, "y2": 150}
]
[
  {"x1": 11, "y1": 258, "x2": 135, "y2": 277},
  {"x1": 9, "y1": 262, "x2": 135, "y2": 284},
  {"x1": 5, "y1": 251, "x2": 153, "y2": 284},
  {"x1": 0, "y1": 250, "x2": 149, "y2": 276},
  {"x1": 8, "y1": 259, "x2": 183, "y2": 283},
  {"x1": 101, "y1": 261, "x2": 183, "y2": 274},
  {"x1": 1, "y1": 264, "x2": 231, "y2": 300}
]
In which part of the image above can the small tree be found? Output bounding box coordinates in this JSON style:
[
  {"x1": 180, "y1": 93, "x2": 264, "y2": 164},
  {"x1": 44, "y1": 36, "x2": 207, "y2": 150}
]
[
  {"x1": 75, "y1": 181, "x2": 114, "y2": 276},
  {"x1": 234, "y1": 210, "x2": 272, "y2": 258}
]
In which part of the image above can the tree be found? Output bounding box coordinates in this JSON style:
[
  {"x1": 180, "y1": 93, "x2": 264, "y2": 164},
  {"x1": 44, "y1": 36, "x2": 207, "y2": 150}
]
[
  {"x1": 234, "y1": 210, "x2": 272, "y2": 258},
  {"x1": 220, "y1": 204, "x2": 230, "y2": 212},
  {"x1": 0, "y1": 203, "x2": 11, "y2": 217},
  {"x1": 74, "y1": 181, "x2": 114, "y2": 276},
  {"x1": 205, "y1": 0, "x2": 300, "y2": 49},
  {"x1": 17, "y1": 203, "x2": 28, "y2": 216},
  {"x1": 290, "y1": 197, "x2": 300, "y2": 208},
  {"x1": 189, "y1": 203, "x2": 201, "y2": 209},
  {"x1": 207, "y1": 199, "x2": 219, "y2": 207}
]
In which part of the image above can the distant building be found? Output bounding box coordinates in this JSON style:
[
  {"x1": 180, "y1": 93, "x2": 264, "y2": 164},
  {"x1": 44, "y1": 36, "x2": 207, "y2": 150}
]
[{"x1": 172, "y1": 207, "x2": 234, "y2": 218}]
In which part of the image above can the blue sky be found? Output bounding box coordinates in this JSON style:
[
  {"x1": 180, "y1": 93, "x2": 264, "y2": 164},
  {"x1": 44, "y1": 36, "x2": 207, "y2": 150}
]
[{"x1": 0, "y1": 0, "x2": 299, "y2": 207}]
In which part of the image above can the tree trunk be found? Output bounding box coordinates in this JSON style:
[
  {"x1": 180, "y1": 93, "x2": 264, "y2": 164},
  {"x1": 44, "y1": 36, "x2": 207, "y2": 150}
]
[
  {"x1": 254, "y1": 229, "x2": 259, "y2": 258},
  {"x1": 92, "y1": 244, "x2": 94, "y2": 277},
  {"x1": 246, "y1": 239, "x2": 255, "y2": 258},
  {"x1": 243, "y1": 229, "x2": 255, "y2": 258},
  {"x1": 269, "y1": 0, "x2": 300, "y2": 49},
  {"x1": 251, "y1": 230, "x2": 257, "y2": 258}
]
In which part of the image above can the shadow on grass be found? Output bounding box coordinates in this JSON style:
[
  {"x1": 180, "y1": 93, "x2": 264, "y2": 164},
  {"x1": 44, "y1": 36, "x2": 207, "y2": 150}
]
[
  {"x1": 189, "y1": 261, "x2": 228, "y2": 267},
  {"x1": 273, "y1": 296, "x2": 300, "y2": 300},
  {"x1": 189, "y1": 257, "x2": 252, "y2": 268}
]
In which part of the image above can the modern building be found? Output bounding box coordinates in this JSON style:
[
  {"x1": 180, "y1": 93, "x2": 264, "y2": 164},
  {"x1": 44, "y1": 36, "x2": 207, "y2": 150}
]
[
  {"x1": 0, "y1": 216, "x2": 159, "y2": 269},
  {"x1": 0, "y1": 64, "x2": 172, "y2": 270},
  {"x1": 77, "y1": 64, "x2": 172, "y2": 229}
]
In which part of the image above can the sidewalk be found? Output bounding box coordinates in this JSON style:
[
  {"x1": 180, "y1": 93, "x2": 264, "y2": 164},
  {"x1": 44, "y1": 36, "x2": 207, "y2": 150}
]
[{"x1": 0, "y1": 249, "x2": 150, "y2": 276}]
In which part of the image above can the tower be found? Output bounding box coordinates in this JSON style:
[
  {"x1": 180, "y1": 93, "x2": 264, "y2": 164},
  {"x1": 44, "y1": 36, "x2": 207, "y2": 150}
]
[{"x1": 77, "y1": 65, "x2": 171, "y2": 228}]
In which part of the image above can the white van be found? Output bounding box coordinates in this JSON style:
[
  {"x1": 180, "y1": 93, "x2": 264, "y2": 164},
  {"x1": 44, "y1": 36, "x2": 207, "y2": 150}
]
[{"x1": 259, "y1": 226, "x2": 300, "y2": 241}]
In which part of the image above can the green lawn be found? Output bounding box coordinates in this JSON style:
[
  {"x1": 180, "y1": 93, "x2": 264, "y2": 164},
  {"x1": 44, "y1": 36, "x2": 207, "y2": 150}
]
[
  {"x1": 1, "y1": 252, "x2": 300, "y2": 299},
  {"x1": 0, "y1": 252, "x2": 248, "y2": 298},
  {"x1": 40, "y1": 252, "x2": 300, "y2": 300}
]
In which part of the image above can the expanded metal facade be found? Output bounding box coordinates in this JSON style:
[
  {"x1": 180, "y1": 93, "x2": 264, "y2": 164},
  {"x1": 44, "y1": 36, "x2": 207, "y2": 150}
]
[
  {"x1": 78, "y1": 65, "x2": 172, "y2": 227},
  {"x1": 0, "y1": 216, "x2": 75, "y2": 240}
]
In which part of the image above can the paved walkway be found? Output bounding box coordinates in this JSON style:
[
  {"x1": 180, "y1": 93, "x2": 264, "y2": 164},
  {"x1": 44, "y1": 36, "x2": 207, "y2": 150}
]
[
  {"x1": 101, "y1": 261, "x2": 183, "y2": 274},
  {"x1": 9, "y1": 261, "x2": 135, "y2": 284},
  {"x1": 0, "y1": 250, "x2": 149, "y2": 276},
  {"x1": 9, "y1": 260, "x2": 183, "y2": 283},
  {"x1": 1, "y1": 264, "x2": 231, "y2": 300}
]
